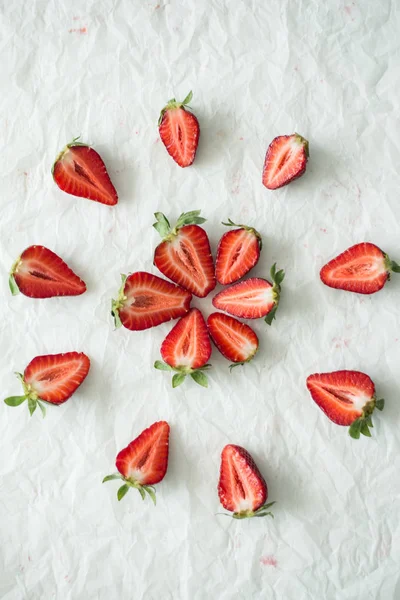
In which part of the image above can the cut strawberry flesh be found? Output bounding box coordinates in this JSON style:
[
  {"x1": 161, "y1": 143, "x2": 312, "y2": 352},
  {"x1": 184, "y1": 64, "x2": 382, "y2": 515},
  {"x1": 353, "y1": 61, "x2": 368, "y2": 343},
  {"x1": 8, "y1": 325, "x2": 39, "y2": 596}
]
[
  {"x1": 116, "y1": 421, "x2": 170, "y2": 485},
  {"x1": 161, "y1": 308, "x2": 211, "y2": 369},
  {"x1": 320, "y1": 243, "x2": 388, "y2": 294},
  {"x1": 154, "y1": 225, "x2": 216, "y2": 297},
  {"x1": 262, "y1": 134, "x2": 308, "y2": 190},
  {"x1": 159, "y1": 108, "x2": 199, "y2": 167},
  {"x1": 12, "y1": 245, "x2": 86, "y2": 298},
  {"x1": 24, "y1": 352, "x2": 90, "y2": 404},
  {"x1": 306, "y1": 370, "x2": 375, "y2": 426},
  {"x1": 207, "y1": 313, "x2": 258, "y2": 363},
  {"x1": 213, "y1": 278, "x2": 275, "y2": 319},
  {"x1": 53, "y1": 144, "x2": 118, "y2": 206},
  {"x1": 216, "y1": 229, "x2": 260, "y2": 285},
  {"x1": 118, "y1": 272, "x2": 192, "y2": 331},
  {"x1": 218, "y1": 445, "x2": 267, "y2": 513}
]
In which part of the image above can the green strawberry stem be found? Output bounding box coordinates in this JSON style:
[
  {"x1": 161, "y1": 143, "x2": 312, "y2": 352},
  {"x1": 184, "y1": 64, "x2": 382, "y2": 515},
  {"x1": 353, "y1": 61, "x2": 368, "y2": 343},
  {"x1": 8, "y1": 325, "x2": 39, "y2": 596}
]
[
  {"x1": 153, "y1": 210, "x2": 207, "y2": 241},
  {"x1": 348, "y1": 397, "x2": 385, "y2": 439},
  {"x1": 154, "y1": 361, "x2": 211, "y2": 388},
  {"x1": 385, "y1": 254, "x2": 400, "y2": 274},
  {"x1": 230, "y1": 501, "x2": 276, "y2": 520},
  {"x1": 158, "y1": 91, "x2": 193, "y2": 125},
  {"x1": 111, "y1": 274, "x2": 128, "y2": 329},
  {"x1": 221, "y1": 218, "x2": 262, "y2": 250},
  {"x1": 103, "y1": 473, "x2": 157, "y2": 504},
  {"x1": 4, "y1": 372, "x2": 50, "y2": 418},
  {"x1": 265, "y1": 263, "x2": 285, "y2": 326}
]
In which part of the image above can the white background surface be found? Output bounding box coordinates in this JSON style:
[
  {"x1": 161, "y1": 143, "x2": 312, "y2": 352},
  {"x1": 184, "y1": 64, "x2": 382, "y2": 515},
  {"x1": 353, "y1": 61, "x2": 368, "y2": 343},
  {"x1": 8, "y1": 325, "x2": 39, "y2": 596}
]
[{"x1": 1, "y1": 1, "x2": 400, "y2": 599}]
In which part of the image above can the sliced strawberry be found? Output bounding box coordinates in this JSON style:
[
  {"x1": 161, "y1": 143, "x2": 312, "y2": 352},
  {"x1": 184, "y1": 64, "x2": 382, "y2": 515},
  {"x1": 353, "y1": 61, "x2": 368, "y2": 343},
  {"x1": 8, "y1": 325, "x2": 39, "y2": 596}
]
[
  {"x1": 52, "y1": 139, "x2": 118, "y2": 206},
  {"x1": 207, "y1": 312, "x2": 258, "y2": 368},
  {"x1": 158, "y1": 91, "x2": 200, "y2": 167},
  {"x1": 103, "y1": 421, "x2": 170, "y2": 504},
  {"x1": 215, "y1": 219, "x2": 262, "y2": 285},
  {"x1": 9, "y1": 245, "x2": 86, "y2": 299},
  {"x1": 212, "y1": 264, "x2": 285, "y2": 325},
  {"x1": 4, "y1": 352, "x2": 90, "y2": 418},
  {"x1": 111, "y1": 272, "x2": 192, "y2": 331},
  {"x1": 218, "y1": 444, "x2": 275, "y2": 519},
  {"x1": 155, "y1": 308, "x2": 212, "y2": 388},
  {"x1": 320, "y1": 243, "x2": 400, "y2": 295},
  {"x1": 262, "y1": 133, "x2": 309, "y2": 190},
  {"x1": 306, "y1": 370, "x2": 385, "y2": 439},
  {"x1": 153, "y1": 210, "x2": 216, "y2": 298}
]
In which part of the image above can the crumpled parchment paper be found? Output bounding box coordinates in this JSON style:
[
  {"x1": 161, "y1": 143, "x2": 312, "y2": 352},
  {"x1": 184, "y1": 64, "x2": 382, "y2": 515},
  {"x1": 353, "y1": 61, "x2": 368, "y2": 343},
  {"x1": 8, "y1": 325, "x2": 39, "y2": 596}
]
[{"x1": 1, "y1": 1, "x2": 400, "y2": 599}]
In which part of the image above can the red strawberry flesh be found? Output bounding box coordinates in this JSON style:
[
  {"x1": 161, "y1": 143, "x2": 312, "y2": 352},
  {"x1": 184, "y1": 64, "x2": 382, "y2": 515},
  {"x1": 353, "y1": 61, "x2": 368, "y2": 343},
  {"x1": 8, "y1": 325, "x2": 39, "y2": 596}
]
[
  {"x1": 320, "y1": 243, "x2": 393, "y2": 294},
  {"x1": 158, "y1": 92, "x2": 200, "y2": 168},
  {"x1": 155, "y1": 225, "x2": 216, "y2": 298},
  {"x1": 112, "y1": 272, "x2": 192, "y2": 331},
  {"x1": 207, "y1": 312, "x2": 258, "y2": 364},
  {"x1": 262, "y1": 133, "x2": 309, "y2": 190},
  {"x1": 213, "y1": 277, "x2": 275, "y2": 319},
  {"x1": 116, "y1": 421, "x2": 170, "y2": 485},
  {"x1": 216, "y1": 225, "x2": 261, "y2": 285},
  {"x1": 161, "y1": 308, "x2": 211, "y2": 370},
  {"x1": 306, "y1": 370, "x2": 378, "y2": 429},
  {"x1": 24, "y1": 352, "x2": 90, "y2": 404},
  {"x1": 218, "y1": 444, "x2": 269, "y2": 517},
  {"x1": 10, "y1": 245, "x2": 86, "y2": 298},
  {"x1": 52, "y1": 142, "x2": 118, "y2": 206}
]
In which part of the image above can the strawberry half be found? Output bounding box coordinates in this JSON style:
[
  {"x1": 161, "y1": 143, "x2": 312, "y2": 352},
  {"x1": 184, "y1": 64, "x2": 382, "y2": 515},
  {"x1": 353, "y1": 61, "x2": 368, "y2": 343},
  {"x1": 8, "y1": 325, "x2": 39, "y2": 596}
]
[
  {"x1": 215, "y1": 219, "x2": 262, "y2": 285},
  {"x1": 320, "y1": 242, "x2": 400, "y2": 295},
  {"x1": 103, "y1": 421, "x2": 170, "y2": 503},
  {"x1": 4, "y1": 352, "x2": 90, "y2": 418},
  {"x1": 207, "y1": 313, "x2": 259, "y2": 369},
  {"x1": 111, "y1": 272, "x2": 192, "y2": 331},
  {"x1": 153, "y1": 210, "x2": 216, "y2": 298},
  {"x1": 212, "y1": 264, "x2": 285, "y2": 325},
  {"x1": 52, "y1": 139, "x2": 118, "y2": 206},
  {"x1": 262, "y1": 133, "x2": 309, "y2": 190},
  {"x1": 306, "y1": 370, "x2": 385, "y2": 439},
  {"x1": 155, "y1": 308, "x2": 212, "y2": 388},
  {"x1": 158, "y1": 91, "x2": 200, "y2": 167},
  {"x1": 218, "y1": 444, "x2": 275, "y2": 519},
  {"x1": 9, "y1": 245, "x2": 86, "y2": 298}
]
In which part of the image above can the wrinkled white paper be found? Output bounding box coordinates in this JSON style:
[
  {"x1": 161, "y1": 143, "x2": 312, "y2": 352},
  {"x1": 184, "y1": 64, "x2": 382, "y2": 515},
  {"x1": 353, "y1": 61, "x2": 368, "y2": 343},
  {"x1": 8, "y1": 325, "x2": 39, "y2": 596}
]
[{"x1": 1, "y1": 1, "x2": 400, "y2": 599}]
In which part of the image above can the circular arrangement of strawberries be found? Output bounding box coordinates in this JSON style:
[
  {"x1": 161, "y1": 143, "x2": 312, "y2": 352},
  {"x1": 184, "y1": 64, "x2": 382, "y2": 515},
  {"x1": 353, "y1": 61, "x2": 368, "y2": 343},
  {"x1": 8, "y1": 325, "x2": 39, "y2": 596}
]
[
  {"x1": 111, "y1": 209, "x2": 285, "y2": 388},
  {"x1": 4, "y1": 91, "x2": 400, "y2": 519}
]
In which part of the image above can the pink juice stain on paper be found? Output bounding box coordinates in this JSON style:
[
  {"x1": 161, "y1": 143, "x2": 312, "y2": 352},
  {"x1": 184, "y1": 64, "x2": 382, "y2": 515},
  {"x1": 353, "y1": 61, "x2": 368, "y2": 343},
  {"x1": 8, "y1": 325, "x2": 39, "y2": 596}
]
[
  {"x1": 68, "y1": 27, "x2": 87, "y2": 34},
  {"x1": 260, "y1": 555, "x2": 277, "y2": 567}
]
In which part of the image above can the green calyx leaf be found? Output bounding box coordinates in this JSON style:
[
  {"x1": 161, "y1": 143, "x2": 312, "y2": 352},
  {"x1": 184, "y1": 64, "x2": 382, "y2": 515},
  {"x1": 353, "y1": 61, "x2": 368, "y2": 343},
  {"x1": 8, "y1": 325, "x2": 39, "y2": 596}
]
[
  {"x1": 111, "y1": 274, "x2": 128, "y2": 329},
  {"x1": 172, "y1": 373, "x2": 187, "y2": 388},
  {"x1": 232, "y1": 501, "x2": 276, "y2": 520},
  {"x1": 190, "y1": 370, "x2": 208, "y2": 388},
  {"x1": 221, "y1": 218, "x2": 262, "y2": 250},
  {"x1": 158, "y1": 91, "x2": 194, "y2": 125},
  {"x1": 264, "y1": 263, "x2": 285, "y2": 326},
  {"x1": 37, "y1": 400, "x2": 46, "y2": 418},
  {"x1": 375, "y1": 398, "x2": 385, "y2": 411},
  {"x1": 229, "y1": 362, "x2": 245, "y2": 371},
  {"x1": 9, "y1": 273, "x2": 20, "y2": 296},
  {"x1": 142, "y1": 485, "x2": 157, "y2": 506},
  {"x1": 103, "y1": 473, "x2": 123, "y2": 483},
  {"x1": 28, "y1": 398, "x2": 37, "y2": 417},
  {"x1": 153, "y1": 212, "x2": 171, "y2": 238},
  {"x1": 153, "y1": 210, "x2": 206, "y2": 241},
  {"x1": 384, "y1": 253, "x2": 400, "y2": 274},
  {"x1": 349, "y1": 419, "x2": 362, "y2": 439},
  {"x1": 117, "y1": 484, "x2": 130, "y2": 501},
  {"x1": 4, "y1": 395, "x2": 27, "y2": 407},
  {"x1": 154, "y1": 360, "x2": 173, "y2": 371}
]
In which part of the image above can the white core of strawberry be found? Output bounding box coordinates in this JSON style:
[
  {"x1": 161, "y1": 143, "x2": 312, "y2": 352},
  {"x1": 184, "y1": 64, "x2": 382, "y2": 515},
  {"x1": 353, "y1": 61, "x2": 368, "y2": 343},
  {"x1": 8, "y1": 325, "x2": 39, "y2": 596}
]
[{"x1": 127, "y1": 468, "x2": 146, "y2": 484}]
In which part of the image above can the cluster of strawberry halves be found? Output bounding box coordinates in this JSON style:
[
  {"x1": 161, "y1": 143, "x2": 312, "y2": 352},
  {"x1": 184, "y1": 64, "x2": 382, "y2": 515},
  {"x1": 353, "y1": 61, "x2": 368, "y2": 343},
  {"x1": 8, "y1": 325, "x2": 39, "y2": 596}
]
[
  {"x1": 111, "y1": 210, "x2": 285, "y2": 389},
  {"x1": 102, "y1": 420, "x2": 276, "y2": 520}
]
